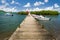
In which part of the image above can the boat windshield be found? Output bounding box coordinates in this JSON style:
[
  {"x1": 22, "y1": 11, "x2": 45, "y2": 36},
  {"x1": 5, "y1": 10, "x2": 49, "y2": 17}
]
[{"x1": 39, "y1": 15, "x2": 44, "y2": 18}]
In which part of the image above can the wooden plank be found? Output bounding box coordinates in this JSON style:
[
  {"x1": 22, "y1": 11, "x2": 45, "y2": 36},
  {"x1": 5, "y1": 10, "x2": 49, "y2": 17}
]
[{"x1": 9, "y1": 15, "x2": 55, "y2": 40}]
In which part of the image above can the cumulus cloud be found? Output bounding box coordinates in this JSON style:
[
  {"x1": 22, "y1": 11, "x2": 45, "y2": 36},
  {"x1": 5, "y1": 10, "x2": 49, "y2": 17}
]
[
  {"x1": 5, "y1": 3, "x2": 9, "y2": 6},
  {"x1": 44, "y1": 6, "x2": 53, "y2": 10},
  {"x1": 24, "y1": 7, "x2": 43, "y2": 11},
  {"x1": 24, "y1": 3, "x2": 31, "y2": 7},
  {"x1": 0, "y1": 5, "x2": 18, "y2": 12},
  {"x1": 34, "y1": 1, "x2": 44, "y2": 6},
  {"x1": 11, "y1": 0, "x2": 20, "y2": 5},
  {"x1": 1, "y1": 0, "x2": 9, "y2": 6},
  {"x1": 16, "y1": 2, "x2": 19, "y2": 4},
  {"x1": 5, "y1": 7, "x2": 18, "y2": 12},
  {"x1": 54, "y1": 8, "x2": 60, "y2": 12},
  {"x1": 15, "y1": 2, "x2": 20, "y2": 5},
  {"x1": 0, "y1": 0, "x2": 19, "y2": 12},
  {"x1": 24, "y1": 6, "x2": 60, "y2": 12},
  {"x1": 24, "y1": 6, "x2": 54, "y2": 11},
  {"x1": 54, "y1": 3, "x2": 59, "y2": 8},
  {"x1": 0, "y1": 5, "x2": 6, "y2": 9},
  {"x1": 44, "y1": 0, "x2": 48, "y2": 3},
  {"x1": 1, "y1": 0, "x2": 6, "y2": 4},
  {"x1": 11, "y1": 0, "x2": 15, "y2": 4},
  {"x1": 31, "y1": 7, "x2": 42, "y2": 11}
]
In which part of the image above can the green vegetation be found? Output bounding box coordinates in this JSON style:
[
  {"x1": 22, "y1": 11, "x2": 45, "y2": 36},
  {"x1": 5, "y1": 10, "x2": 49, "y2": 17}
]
[
  {"x1": 30, "y1": 10, "x2": 59, "y2": 15},
  {"x1": 0, "y1": 10, "x2": 5, "y2": 12},
  {"x1": 18, "y1": 11, "x2": 28, "y2": 15},
  {"x1": 0, "y1": 10, "x2": 59, "y2": 15},
  {"x1": 0, "y1": 10, "x2": 6, "y2": 13},
  {"x1": 0, "y1": 10, "x2": 17, "y2": 14},
  {"x1": 15, "y1": 10, "x2": 59, "y2": 15}
]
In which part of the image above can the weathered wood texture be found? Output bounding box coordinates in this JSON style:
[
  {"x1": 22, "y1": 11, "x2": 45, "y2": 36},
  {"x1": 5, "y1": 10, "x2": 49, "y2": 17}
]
[{"x1": 9, "y1": 15, "x2": 54, "y2": 40}]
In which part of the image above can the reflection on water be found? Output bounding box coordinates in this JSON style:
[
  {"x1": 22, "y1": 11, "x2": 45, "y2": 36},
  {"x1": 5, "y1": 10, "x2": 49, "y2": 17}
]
[
  {"x1": 38, "y1": 15, "x2": 60, "y2": 38},
  {"x1": 0, "y1": 13, "x2": 26, "y2": 40}
]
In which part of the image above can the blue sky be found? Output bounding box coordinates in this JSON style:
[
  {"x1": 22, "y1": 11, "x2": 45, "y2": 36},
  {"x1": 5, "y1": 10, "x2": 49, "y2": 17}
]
[{"x1": 0, "y1": 0, "x2": 60, "y2": 12}]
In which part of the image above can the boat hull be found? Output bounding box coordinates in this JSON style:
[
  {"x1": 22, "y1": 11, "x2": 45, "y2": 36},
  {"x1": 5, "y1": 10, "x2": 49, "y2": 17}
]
[
  {"x1": 36, "y1": 17, "x2": 50, "y2": 20},
  {"x1": 32, "y1": 14, "x2": 50, "y2": 21}
]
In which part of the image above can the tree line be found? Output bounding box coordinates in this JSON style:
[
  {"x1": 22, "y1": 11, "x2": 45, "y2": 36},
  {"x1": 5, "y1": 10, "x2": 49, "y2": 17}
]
[
  {"x1": 30, "y1": 10, "x2": 59, "y2": 15},
  {"x1": 18, "y1": 10, "x2": 59, "y2": 15}
]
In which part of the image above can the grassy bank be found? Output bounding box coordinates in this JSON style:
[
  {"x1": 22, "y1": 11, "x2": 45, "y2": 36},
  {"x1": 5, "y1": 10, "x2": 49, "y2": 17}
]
[{"x1": 30, "y1": 10, "x2": 59, "y2": 15}]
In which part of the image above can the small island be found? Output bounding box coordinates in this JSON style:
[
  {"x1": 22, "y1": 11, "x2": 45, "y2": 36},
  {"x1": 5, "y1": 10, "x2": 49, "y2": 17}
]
[
  {"x1": 30, "y1": 10, "x2": 59, "y2": 15},
  {"x1": 18, "y1": 10, "x2": 59, "y2": 15}
]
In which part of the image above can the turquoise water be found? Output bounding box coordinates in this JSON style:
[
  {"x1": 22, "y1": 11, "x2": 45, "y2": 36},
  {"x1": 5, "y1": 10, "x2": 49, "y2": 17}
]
[
  {"x1": 38, "y1": 15, "x2": 60, "y2": 38},
  {"x1": 0, "y1": 13, "x2": 60, "y2": 39},
  {"x1": 0, "y1": 13, "x2": 26, "y2": 40}
]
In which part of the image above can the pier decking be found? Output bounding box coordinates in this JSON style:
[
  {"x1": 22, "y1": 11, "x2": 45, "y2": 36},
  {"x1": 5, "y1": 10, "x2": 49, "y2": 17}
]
[{"x1": 9, "y1": 15, "x2": 54, "y2": 40}]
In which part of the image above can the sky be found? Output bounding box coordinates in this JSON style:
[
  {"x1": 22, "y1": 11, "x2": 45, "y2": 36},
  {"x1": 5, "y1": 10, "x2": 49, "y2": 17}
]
[{"x1": 0, "y1": 0, "x2": 60, "y2": 12}]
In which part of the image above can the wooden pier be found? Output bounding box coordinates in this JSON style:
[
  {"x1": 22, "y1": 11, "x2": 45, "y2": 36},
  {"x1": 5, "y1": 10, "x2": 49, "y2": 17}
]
[{"x1": 9, "y1": 14, "x2": 54, "y2": 40}]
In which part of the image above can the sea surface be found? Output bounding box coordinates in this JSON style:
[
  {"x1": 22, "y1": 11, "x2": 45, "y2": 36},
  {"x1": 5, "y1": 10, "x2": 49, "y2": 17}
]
[
  {"x1": 38, "y1": 14, "x2": 60, "y2": 39},
  {"x1": 0, "y1": 13, "x2": 26, "y2": 40},
  {"x1": 0, "y1": 13, "x2": 60, "y2": 40}
]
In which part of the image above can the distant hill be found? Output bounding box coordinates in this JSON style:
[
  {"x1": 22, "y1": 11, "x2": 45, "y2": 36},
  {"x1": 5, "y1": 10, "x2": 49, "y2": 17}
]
[
  {"x1": 0, "y1": 10, "x2": 17, "y2": 13},
  {"x1": 0, "y1": 10, "x2": 6, "y2": 13},
  {"x1": 17, "y1": 10, "x2": 59, "y2": 15}
]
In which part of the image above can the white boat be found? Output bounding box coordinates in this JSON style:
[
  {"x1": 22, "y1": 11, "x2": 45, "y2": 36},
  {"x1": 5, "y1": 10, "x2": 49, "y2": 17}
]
[
  {"x1": 5, "y1": 13, "x2": 13, "y2": 16},
  {"x1": 32, "y1": 14, "x2": 50, "y2": 20},
  {"x1": 37, "y1": 15, "x2": 50, "y2": 20}
]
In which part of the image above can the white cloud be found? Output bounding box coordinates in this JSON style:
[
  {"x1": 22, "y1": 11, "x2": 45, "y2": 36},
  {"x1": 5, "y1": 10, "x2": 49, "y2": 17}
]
[
  {"x1": 0, "y1": 5, "x2": 18, "y2": 12},
  {"x1": 11, "y1": 0, "x2": 20, "y2": 5},
  {"x1": 16, "y1": 2, "x2": 19, "y2": 4},
  {"x1": 0, "y1": 5, "x2": 6, "y2": 9},
  {"x1": 22, "y1": 5, "x2": 60, "y2": 12},
  {"x1": 54, "y1": 3, "x2": 59, "y2": 8},
  {"x1": 23, "y1": 5, "x2": 60, "y2": 12},
  {"x1": 24, "y1": 7, "x2": 43, "y2": 11},
  {"x1": 1, "y1": 0, "x2": 9, "y2": 6},
  {"x1": 33, "y1": 6, "x2": 53, "y2": 11},
  {"x1": 44, "y1": 0, "x2": 48, "y2": 3},
  {"x1": 44, "y1": 6, "x2": 54, "y2": 10},
  {"x1": 15, "y1": 2, "x2": 20, "y2": 5},
  {"x1": 11, "y1": 0, "x2": 15, "y2": 4},
  {"x1": 5, "y1": 7, "x2": 18, "y2": 12},
  {"x1": 1, "y1": 0, "x2": 6, "y2": 4},
  {"x1": 5, "y1": 3, "x2": 9, "y2": 6},
  {"x1": 24, "y1": 6, "x2": 54, "y2": 11},
  {"x1": 53, "y1": 7, "x2": 60, "y2": 12},
  {"x1": 24, "y1": 3, "x2": 31, "y2": 7},
  {"x1": 4, "y1": 7, "x2": 18, "y2": 12},
  {"x1": 0, "y1": 0, "x2": 19, "y2": 12},
  {"x1": 34, "y1": 1, "x2": 44, "y2": 6},
  {"x1": 32, "y1": 7, "x2": 41, "y2": 11}
]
